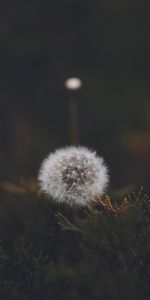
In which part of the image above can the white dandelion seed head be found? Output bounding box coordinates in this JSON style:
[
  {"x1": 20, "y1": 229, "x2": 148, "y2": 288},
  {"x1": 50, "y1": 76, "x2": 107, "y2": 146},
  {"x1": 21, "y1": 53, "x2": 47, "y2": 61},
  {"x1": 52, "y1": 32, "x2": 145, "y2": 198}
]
[{"x1": 38, "y1": 146, "x2": 109, "y2": 206}]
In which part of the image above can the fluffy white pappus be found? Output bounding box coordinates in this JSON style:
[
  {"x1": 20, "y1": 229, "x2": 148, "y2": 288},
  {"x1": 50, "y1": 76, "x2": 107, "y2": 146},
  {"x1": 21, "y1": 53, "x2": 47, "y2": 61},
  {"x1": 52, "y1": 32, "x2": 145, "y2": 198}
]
[{"x1": 38, "y1": 146, "x2": 109, "y2": 206}]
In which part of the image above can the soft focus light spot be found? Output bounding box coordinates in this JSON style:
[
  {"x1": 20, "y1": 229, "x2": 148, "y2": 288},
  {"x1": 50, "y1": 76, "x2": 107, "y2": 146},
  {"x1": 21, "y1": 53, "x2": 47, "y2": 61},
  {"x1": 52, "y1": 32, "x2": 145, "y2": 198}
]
[{"x1": 65, "y1": 78, "x2": 82, "y2": 90}]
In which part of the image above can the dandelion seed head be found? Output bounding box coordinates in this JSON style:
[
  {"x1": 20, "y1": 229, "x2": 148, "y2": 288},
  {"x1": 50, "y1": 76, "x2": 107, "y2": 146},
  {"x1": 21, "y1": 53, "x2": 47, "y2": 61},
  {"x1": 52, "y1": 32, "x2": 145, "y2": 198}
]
[{"x1": 38, "y1": 146, "x2": 109, "y2": 205}]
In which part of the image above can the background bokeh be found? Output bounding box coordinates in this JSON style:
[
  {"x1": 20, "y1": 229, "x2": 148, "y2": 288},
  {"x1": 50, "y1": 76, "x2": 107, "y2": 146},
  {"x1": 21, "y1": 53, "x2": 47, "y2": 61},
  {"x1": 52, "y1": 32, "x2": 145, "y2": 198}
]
[{"x1": 0, "y1": 0, "x2": 149, "y2": 191}]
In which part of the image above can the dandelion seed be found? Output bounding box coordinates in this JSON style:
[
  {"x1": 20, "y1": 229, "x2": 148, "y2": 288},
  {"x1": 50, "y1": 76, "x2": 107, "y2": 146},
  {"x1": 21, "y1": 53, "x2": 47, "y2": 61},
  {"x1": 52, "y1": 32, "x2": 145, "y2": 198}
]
[{"x1": 38, "y1": 146, "x2": 109, "y2": 205}]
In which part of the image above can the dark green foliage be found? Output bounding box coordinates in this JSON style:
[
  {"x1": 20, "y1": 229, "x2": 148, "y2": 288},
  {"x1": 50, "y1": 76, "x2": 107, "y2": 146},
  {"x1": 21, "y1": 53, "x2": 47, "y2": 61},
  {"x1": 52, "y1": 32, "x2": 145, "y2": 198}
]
[{"x1": 0, "y1": 188, "x2": 150, "y2": 300}]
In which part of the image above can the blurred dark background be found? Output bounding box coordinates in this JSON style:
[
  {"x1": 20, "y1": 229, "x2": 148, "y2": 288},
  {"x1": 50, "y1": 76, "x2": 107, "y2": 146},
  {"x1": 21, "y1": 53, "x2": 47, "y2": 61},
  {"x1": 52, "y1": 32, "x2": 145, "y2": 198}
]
[{"x1": 0, "y1": 0, "x2": 149, "y2": 191}]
